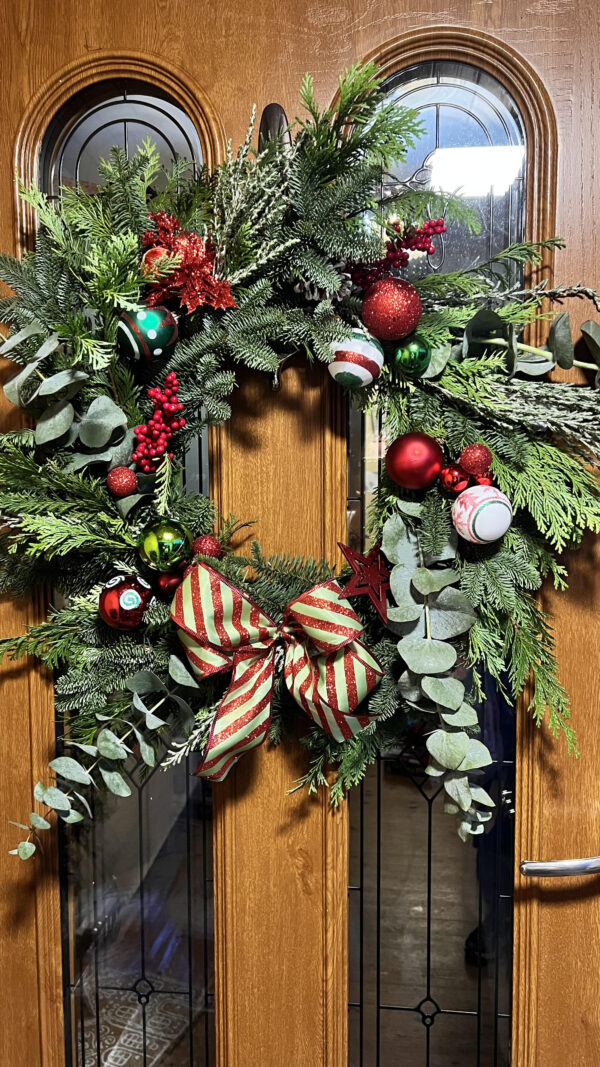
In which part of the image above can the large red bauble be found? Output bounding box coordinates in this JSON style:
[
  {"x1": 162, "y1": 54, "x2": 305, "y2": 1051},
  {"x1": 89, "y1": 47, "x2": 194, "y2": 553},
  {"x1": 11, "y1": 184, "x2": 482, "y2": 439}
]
[
  {"x1": 459, "y1": 443, "x2": 493, "y2": 476},
  {"x1": 361, "y1": 278, "x2": 422, "y2": 341},
  {"x1": 98, "y1": 575, "x2": 152, "y2": 630},
  {"x1": 386, "y1": 432, "x2": 443, "y2": 490}
]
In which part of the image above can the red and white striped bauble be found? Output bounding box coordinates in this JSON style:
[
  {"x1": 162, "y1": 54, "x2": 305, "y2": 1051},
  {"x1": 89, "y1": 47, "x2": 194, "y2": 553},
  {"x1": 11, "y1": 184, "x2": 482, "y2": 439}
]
[
  {"x1": 451, "y1": 485, "x2": 513, "y2": 544},
  {"x1": 328, "y1": 329, "x2": 384, "y2": 388}
]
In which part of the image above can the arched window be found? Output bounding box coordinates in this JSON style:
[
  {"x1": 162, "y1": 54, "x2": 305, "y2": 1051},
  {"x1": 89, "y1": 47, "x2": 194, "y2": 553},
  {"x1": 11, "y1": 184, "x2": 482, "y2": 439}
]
[
  {"x1": 39, "y1": 82, "x2": 214, "y2": 1067},
  {"x1": 348, "y1": 61, "x2": 525, "y2": 1067}
]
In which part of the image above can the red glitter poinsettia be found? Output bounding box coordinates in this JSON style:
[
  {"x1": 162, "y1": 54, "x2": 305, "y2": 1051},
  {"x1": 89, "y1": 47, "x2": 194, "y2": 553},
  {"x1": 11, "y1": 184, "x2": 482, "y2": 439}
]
[{"x1": 141, "y1": 211, "x2": 236, "y2": 314}]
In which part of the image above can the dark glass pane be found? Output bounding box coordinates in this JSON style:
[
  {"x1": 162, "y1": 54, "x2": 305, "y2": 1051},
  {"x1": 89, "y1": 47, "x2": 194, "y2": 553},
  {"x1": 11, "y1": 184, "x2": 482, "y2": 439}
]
[
  {"x1": 40, "y1": 80, "x2": 212, "y2": 1067},
  {"x1": 347, "y1": 62, "x2": 524, "y2": 1067}
]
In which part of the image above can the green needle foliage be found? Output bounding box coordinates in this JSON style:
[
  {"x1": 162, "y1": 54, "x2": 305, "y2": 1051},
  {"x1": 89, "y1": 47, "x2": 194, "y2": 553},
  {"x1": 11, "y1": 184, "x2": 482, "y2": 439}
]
[{"x1": 0, "y1": 62, "x2": 599, "y2": 858}]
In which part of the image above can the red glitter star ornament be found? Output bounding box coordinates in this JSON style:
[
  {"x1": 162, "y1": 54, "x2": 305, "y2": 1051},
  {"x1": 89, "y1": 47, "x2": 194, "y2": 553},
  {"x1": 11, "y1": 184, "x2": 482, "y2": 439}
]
[
  {"x1": 141, "y1": 212, "x2": 236, "y2": 314},
  {"x1": 338, "y1": 542, "x2": 391, "y2": 623}
]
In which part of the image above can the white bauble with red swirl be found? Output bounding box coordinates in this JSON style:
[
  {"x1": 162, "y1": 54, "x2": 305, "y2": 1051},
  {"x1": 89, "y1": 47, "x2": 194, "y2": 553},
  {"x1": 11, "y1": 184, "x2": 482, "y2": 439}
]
[
  {"x1": 328, "y1": 329, "x2": 385, "y2": 388},
  {"x1": 451, "y1": 485, "x2": 513, "y2": 544}
]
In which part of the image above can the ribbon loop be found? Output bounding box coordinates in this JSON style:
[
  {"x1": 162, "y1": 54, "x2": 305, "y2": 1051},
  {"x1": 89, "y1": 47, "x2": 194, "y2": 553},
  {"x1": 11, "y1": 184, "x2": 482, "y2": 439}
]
[{"x1": 170, "y1": 562, "x2": 383, "y2": 781}]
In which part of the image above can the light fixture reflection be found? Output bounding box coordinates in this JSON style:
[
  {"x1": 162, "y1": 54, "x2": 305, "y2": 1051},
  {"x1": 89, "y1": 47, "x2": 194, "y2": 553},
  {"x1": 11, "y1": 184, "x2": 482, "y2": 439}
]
[{"x1": 428, "y1": 145, "x2": 525, "y2": 197}]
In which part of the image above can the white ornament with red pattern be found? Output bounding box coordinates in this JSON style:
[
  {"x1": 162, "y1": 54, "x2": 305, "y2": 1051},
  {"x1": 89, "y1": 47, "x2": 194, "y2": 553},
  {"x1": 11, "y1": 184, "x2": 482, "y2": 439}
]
[
  {"x1": 451, "y1": 485, "x2": 513, "y2": 544},
  {"x1": 328, "y1": 328, "x2": 384, "y2": 388}
]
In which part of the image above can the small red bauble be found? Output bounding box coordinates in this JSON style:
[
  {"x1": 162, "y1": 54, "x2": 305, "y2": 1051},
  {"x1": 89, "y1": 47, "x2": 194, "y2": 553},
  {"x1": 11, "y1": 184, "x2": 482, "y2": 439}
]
[
  {"x1": 439, "y1": 463, "x2": 470, "y2": 494},
  {"x1": 459, "y1": 443, "x2": 493, "y2": 476},
  {"x1": 361, "y1": 278, "x2": 422, "y2": 341},
  {"x1": 192, "y1": 534, "x2": 223, "y2": 559},
  {"x1": 472, "y1": 470, "x2": 494, "y2": 487},
  {"x1": 106, "y1": 466, "x2": 139, "y2": 498},
  {"x1": 156, "y1": 572, "x2": 183, "y2": 599},
  {"x1": 141, "y1": 245, "x2": 170, "y2": 273},
  {"x1": 98, "y1": 575, "x2": 152, "y2": 630},
  {"x1": 386, "y1": 432, "x2": 443, "y2": 490}
]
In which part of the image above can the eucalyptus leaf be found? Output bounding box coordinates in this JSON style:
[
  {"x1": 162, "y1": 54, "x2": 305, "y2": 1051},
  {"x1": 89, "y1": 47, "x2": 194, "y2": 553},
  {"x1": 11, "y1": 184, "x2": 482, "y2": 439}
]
[
  {"x1": 32, "y1": 333, "x2": 61, "y2": 362},
  {"x1": 49, "y1": 756, "x2": 92, "y2": 785},
  {"x1": 515, "y1": 350, "x2": 556, "y2": 377},
  {"x1": 9, "y1": 821, "x2": 31, "y2": 831},
  {"x1": 69, "y1": 742, "x2": 98, "y2": 757},
  {"x1": 30, "y1": 812, "x2": 51, "y2": 830},
  {"x1": 426, "y1": 729, "x2": 470, "y2": 770},
  {"x1": 126, "y1": 670, "x2": 166, "y2": 695},
  {"x1": 108, "y1": 429, "x2": 136, "y2": 469},
  {"x1": 17, "y1": 841, "x2": 36, "y2": 860},
  {"x1": 73, "y1": 791, "x2": 93, "y2": 819},
  {"x1": 59, "y1": 809, "x2": 85, "y2": 824},
  {"x1": 97, "y1": 729, "x2": 130, "y2": 760},
  {"x1": 427, "y1": 586, "x2": 477, "y2": 640},
  {"x1": 548, "y1": 312, "x2": 574, "y2": 369},
  {"x1": 33, "y1": 781, "x2": 46, "y2": 802},
  {"x1": 441, "y1": 702, "x2": 479, "y2": 727},
  {"x1": 458, "y1": 820, "x2": 484, "y2": 841},
  {"x1": 43, "y1": 786, "x2": 71, "y2": 812},
  {"x1": 397, "y1": 635, "x2": 457, "y2": 674},
  {"x1": 4, "y1": 362, "x2": 41, "y2": 407},
  {"x1": 131, "y1": 725, "x2": 155, "y2": 768},
  {"x1": 444, "y1": 775, "x2": 472, "y2": 812},
  {"x1": 0, "y1": 322, "x2": 44, "y2": 354},
  {"x1": 580, "y1": 320, "x2": 600, "y2": 367},
  {"x1": 412, "y1": 567, "x2": 458, "y2": 596},
  {"x1": 458, "y1": 738, "x2": 493, "y2": 771},
  {"x1": 424, "y1": 758, "x2": 446, "y2": 777},
  {"x1": 115, "y1": 493, "x2": 146, "y2": 519},
  {"x1": 99, "y1": 764, "x2": 132, "y2": 797},
  {"x1": 64, "y1": 448, "x2": 114, "y2": 472},
  {"x1": 79, "y1": 395, "x2": 127, "y2": 449},
  {"x1": 443, "y1": 800, "x2": 461, "y2": 816},
  {"x1": 389, "y1": 566, "x2": 423, "y2": 622},
  {"x1": 169, "y1": 654, "x2": 200, "y2": 688},
  {"x1": 381, "y1": 515, "x2": 419, "y2": 568},
  {"x1": 38, "y1": 368, "x2": 89, "y2": 400},
  {"x1": 35, "y1": 399, "x2": 74, "y2": 445},
  {"x1": 421, "y1": 675, "x2": 465, "y2": 710},
  {"x1": 420, "y1": 343, "x2": 452, "y2": 379},
  {"x1": 395, "y1": 500, "x2": 424, "y2": 517},
  {"x1": 398, "y1": 669, "x2": 422, "y2": 702},
  {"x1": 470, "y1": 785, "x2": 495, "y2": 807},
  {"x1": 462, "y1": 309, "x2": 506, "y2": 360}
]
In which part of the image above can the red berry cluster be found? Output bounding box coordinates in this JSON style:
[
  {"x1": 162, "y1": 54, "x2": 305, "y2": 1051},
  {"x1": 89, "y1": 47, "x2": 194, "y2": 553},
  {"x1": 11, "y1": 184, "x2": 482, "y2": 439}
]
[
  {"x1": 131, "y1": 373, "x2": 186, "y2": 473},
  {"x1": 350, "y1": 218, "x2": 447, "y2": 290}
]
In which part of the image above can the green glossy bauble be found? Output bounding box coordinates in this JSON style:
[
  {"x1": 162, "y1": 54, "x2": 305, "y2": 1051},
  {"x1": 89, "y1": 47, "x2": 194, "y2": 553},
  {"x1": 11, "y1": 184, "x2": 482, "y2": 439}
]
[
  {"x1": 117, "y1": 305, "x2": 179, "y2": 362},
  {"x1": 393, "y1": 335, "x2": 431, "y2": 378},
  {"x1": 138, "y1": 519, "x2": 192, "y2": 572}
]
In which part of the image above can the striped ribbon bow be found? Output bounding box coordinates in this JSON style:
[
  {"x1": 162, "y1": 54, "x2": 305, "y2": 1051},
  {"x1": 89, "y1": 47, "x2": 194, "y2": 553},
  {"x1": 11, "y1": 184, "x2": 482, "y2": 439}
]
[{"x1": 170, "y1": 562, "x2": 384, "y2": 782}]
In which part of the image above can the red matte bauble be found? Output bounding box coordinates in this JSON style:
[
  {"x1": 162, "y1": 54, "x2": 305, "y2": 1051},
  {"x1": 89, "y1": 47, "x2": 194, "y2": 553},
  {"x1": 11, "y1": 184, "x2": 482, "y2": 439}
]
[
  {"x1": 386, "y1": 432, "x2": 443, "y2": 490},
  {"x1": 459, "y1": 443, "x2": 493, "y2": 476},
  {"x1": 106, "y1": 466, "x2": 139, "y2": 498},
  {"x1": 156, "y1": 572, "x2": 183, "y2": 599},
  {"x1": 361, "y1": 278, "x2": 422, "y2": 341},
  {"x1": 472, "y1": 470, "x2": 494, "y2": 487},
  {"x1": 192, "y1": 534, "x2": 223, "y2": 559},
  {"x1": 439, "y1": 463, "x2": 470, "y2": 494},
  {"x1": 98, "y1": 575, "x2": 152, "y2": 630}
]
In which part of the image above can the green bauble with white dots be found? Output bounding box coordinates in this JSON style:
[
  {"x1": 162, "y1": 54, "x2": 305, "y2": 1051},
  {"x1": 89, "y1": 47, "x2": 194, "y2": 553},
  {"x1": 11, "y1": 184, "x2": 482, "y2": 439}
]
[
  {"x1": 138, "y1": 519, "x2": 192, "y2": 571},
  {"x1": 117, "y1": 305, "x2": 179, "y2": 362}
]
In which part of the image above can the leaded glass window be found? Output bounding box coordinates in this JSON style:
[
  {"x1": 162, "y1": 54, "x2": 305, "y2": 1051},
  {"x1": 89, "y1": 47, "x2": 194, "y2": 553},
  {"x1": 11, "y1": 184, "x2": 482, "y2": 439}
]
[{"x1": 347, "y1": 61, "x2": 525, "y2": 1067}]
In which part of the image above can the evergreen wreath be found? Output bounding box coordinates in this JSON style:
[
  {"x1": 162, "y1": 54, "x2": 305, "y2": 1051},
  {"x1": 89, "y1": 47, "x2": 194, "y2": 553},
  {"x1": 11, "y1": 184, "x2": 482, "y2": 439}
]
[{"x1": 2, "y1": 63, "x2": 600, "y2": 860}]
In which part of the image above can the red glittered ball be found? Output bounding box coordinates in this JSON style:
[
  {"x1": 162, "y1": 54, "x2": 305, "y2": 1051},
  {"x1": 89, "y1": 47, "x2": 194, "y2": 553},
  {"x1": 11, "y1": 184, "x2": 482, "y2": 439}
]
[
  {"x1": 156, "y1": 572, "x2": 183, "y2": 599},
  {"x1": 192, "y1": 534, "x2": 223, "y2": 559},
  {"x1": 141, "y1": 245, "x2": 170, "y2": 274},
  {"x1": 439, "y1": 463, "x2": 470, "y2": 494},
  {"x1": 98, "y1": 575, "x2": 152, "y2": 630},
  {"x1": 106, "y1": 466, "x2": 139, "y2": 498},
  {"x1": 459, "y1": 443, "x2": 493, "y2": 476},
  {"x1": 386, "y1": 432, "x2": 443, "y2": 490},
  {"x1": 472, "y1": 470, "x2": 494, "y2": 487},
  {"x1": 361, "y1": 278, "x2": 422, "y2": 341}
]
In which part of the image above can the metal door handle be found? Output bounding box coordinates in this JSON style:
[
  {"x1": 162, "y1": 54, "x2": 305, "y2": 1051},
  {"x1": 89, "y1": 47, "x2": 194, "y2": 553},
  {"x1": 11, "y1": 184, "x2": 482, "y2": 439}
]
[{"x1": 520, "y1": 856, "x2": 600, "y2": 878}]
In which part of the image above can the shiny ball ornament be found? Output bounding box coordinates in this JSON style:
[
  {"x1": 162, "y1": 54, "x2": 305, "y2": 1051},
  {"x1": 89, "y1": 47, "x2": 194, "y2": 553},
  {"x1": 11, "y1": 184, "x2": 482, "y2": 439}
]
[
  {"x1": 98, "y1": 575, "x2": 152, "y2": 630},
  {"x1": 439, "y1": 463, "x2": 470, "y2": 494},
  {"x1": 141, "y1": 245, "x2": 170, "y2": 274},
  {"x1": 328, "y1": 328, "x2": 384, "y2": 388},
  {"x1": 472, "y1": 470, "x2": 494, "y2": 487},
  {"x1": 459, "y1": 443, "x2": 493, "y2": 476},
  {"x1": 452, "y1": 485, "x2": 513, "y2": 544},
  {"x1": 385, "y1": 432, "x2": 443, "y2": 490},
  {"x1": 106, "y1": 466, "x2": 139, "y2": 498},
  {"x1": 138, "y1": 519, "x2": 192, "y2": 571},
  {"x1": 393, "y1": 335, "x2": 431, "y2": 378},
  {"x1": 361, "y1": 278, "x2": 422, "y2": 341},
  {"x1": 192, "y1": 534, "x2": 223, "y2": 559},
  {"x1": 156, "y1": 572, "x2": 184, "y2": 599},
  {"x1": 116, "y1": 305, "x2": 178, "y2": 362}
]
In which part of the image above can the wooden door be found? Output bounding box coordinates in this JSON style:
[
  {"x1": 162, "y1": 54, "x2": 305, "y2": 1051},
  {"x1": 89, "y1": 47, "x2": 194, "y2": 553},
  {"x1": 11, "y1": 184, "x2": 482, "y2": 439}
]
[{"x1": 1, "y1": 4, "x2": 600, "y2": 1067}]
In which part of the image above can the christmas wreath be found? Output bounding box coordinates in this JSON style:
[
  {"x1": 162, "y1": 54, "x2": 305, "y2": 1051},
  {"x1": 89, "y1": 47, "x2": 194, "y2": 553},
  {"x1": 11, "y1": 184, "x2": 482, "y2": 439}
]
[{"x1": 2, "y1": 63, "x2": 600, "y2": 860}]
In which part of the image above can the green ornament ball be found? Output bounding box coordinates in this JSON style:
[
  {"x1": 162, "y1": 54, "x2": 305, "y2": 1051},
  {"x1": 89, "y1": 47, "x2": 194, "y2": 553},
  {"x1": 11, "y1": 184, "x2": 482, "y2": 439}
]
[
  {"x1": 117, "y1": 305, "x2": 179, "y2": 362},
  {"x1": 138, "y1": 519, "x2": 192, "y2": 572},
  {"x1": 393, "y1": 335, "x2": 431, "y2": 378}
]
